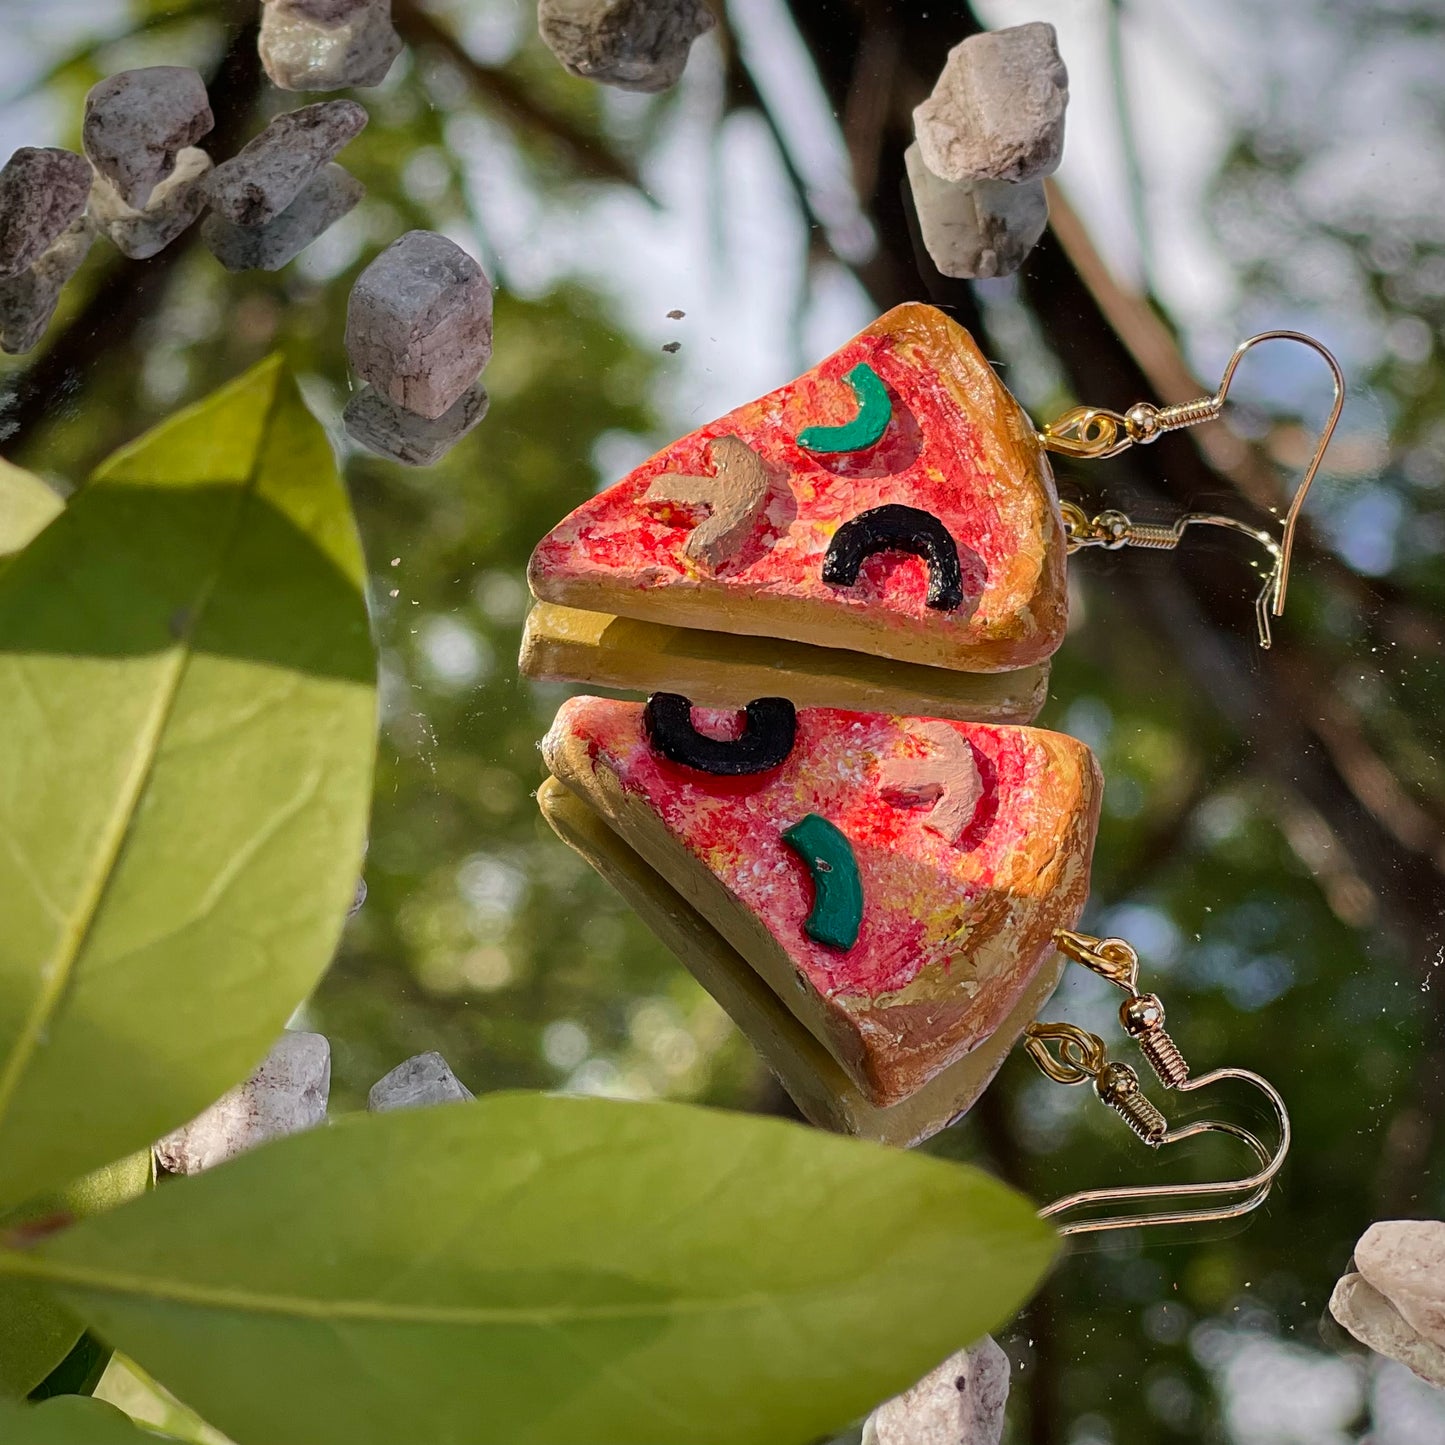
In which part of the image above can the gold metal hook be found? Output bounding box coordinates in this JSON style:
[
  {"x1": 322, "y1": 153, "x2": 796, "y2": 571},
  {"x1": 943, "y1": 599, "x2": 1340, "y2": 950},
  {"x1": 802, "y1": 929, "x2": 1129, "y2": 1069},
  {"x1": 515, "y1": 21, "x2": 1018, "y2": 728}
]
[
  {"x1": 1039, "y1": 330, "x2": 1346, "y2": 648},
  {"x1": 1025, "y1": 931, "x2": 1293, "y2": 1237},
  {"x1": 1054, "y1": 929, "x2": 1139, "y2": 991},
  {"x1": 1055, "y1": 929, "x2": 1188, "y2": 1088},
  {"x1": 1023, "y1": 1021, "x2": 1169, "y2": 1147},
  {"x1": 1039, "y1": 1067, "x2": 1291, "y2": 1237}
]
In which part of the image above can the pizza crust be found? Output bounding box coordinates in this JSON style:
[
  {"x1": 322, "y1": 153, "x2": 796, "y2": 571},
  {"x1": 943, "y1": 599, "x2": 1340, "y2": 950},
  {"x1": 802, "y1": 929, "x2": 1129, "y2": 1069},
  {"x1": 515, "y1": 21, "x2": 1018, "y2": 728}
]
[{"x1": 519, "y1": 601, "x2": 1050, "y2": 723}]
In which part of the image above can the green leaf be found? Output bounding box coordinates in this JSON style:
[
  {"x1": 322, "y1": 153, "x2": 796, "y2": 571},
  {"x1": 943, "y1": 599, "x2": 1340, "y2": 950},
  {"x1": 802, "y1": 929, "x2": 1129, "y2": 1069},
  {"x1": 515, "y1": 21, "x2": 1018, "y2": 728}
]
[
  {"x1": 0, "y1": 358, "x2": 376, "y2": 1209},
  {"x1": 1, "y1": 1152, "x2": 152, "y2": 1399},
  {"x1": 0, "y1": 1394, "x2": 174, "y2": 1442},
  {"x1": 0, "y1": 460, "x2": 62, "y2": 558},
  {"x1": 1, "y1": 1095, "x2": 1056, "y2": 1445}
]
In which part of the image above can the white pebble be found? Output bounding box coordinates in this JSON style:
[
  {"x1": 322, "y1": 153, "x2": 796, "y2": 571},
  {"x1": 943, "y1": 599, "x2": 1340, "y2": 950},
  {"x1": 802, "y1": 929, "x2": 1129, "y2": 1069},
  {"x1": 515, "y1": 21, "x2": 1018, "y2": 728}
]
[
  {"x1": 863, "y1": 1338, "x2": 1010, "y2": 1445},
  {"x1": 1331, "y1": 1271, "x2": 1445, "y2": 1389},
  {"x1": 205, "y1": 99, "x2": 367, "y2": 228},
  {"x1": 368, "y1": 1051, "x2": 474, "y2": 1111},
  {"x1": 0, "y1": 148, "x2": 93, "y2": 280},
  {"x1": 0, "y1": 217, "x2": 95, "y2": 356},
  {"x1": 154, "y1": 1031, "x2": 331, "y2": 1174},
  {"x1": 203, "y1": 163, "x2": 363, "y2": 272},
  {"x1": 905, "y1": 143, "x2": 1047, "y2": 281},
  {"x1": 344, "y1": 381, "x2": 489, "y2": 467},
  {"x1": 260, "y1": 0, "x2": 403, "y2": 92},
  {"x1": 538, "y1": 0, "x2": 715, "y2": 93},
  {"x1": 1355, "y1": 1220, "x2": 1445, "y2": 1351},
  {"x1": 90, "y1": 147, "x2": 212, "y2": 261},
  {"x1": 913, "y1": 24, "x2": 1068, "y2": 185}
]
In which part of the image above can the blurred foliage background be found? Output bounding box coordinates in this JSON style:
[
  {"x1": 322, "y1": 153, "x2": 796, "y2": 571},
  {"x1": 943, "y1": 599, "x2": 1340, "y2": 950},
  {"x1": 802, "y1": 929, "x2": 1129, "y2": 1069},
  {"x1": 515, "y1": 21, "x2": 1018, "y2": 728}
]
[{"x1": 2, "y1": 0, "x2": 1444, "y2": 1441}]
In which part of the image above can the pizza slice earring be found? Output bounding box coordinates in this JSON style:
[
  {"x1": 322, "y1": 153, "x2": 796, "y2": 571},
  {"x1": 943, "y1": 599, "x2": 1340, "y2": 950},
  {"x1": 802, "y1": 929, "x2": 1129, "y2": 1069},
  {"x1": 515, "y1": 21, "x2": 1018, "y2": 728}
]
[
  {"x1": 521, "y1": 305, "x2": 1343, "y2": 721},
  {"x1": 537, "y1": 693, "x2": 1296, "y2": 1230}
]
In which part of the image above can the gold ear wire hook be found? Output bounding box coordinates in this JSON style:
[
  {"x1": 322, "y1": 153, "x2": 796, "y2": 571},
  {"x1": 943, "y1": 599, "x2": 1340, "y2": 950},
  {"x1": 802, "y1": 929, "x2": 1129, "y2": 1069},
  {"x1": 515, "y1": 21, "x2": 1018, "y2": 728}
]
[
  {"x1": 1027, "y1": 933, "x2": 1293, "y2": 1236},
  {"x1": 1218, "y1": 332, "x2": 1346, "y2": 618},
  {"x1": 1040, "y1": 330, "x2": 1346, "y2": 648},
  {"x1": 1040, "y1": 1067, "x2": 1292, "y2": 1237}
]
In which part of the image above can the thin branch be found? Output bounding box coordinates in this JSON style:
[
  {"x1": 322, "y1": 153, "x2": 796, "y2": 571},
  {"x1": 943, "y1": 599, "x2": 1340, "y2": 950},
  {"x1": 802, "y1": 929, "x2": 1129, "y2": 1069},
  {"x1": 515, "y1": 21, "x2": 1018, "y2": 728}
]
[
  {"x1": 840, "y1": 11, "x2": 900, "y2": 205},
  {"x1": 392, "y1": 1, "x2": 646, "y2": 193},
  {"x1": 1105, "y1": 0, "x2": 1155, "y2": 288},
  {"x1": 720, "y1": 44, "x2": 825, "y2": 237},
  {"x1": 1131, "y1": 561, "x2": 1445, "y2": 952},
  {"x1": 716, "y1": 15, "x2": 916, "y2": 330},
  {"x1": 1042, "y1": 183, "x2": 1299, "y2": 514},
  {"x1": 1268, "y1": 780, "x2": 1377, "y2": 928},
  {"x1": 1292, "y1": 664, "x2": 1445, "y2": 866}
]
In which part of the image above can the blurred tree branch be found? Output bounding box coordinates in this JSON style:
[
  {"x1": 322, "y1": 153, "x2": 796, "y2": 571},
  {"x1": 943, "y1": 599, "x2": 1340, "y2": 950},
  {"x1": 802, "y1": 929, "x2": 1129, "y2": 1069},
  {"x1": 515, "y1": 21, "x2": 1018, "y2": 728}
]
[{"x1": 392, "y1": 0, "x2": 646, "y2": 192}]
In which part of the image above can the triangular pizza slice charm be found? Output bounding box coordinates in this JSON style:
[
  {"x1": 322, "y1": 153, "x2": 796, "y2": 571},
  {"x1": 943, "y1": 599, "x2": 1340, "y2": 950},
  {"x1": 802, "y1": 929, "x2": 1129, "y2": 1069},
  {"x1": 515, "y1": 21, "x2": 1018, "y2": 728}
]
[
  {"x1": 542, "y1": 696, "x2": 1101, "y2": 1121},
  {"x1": 524, "y1": 303, "x2": 1068, "y2": 717}
]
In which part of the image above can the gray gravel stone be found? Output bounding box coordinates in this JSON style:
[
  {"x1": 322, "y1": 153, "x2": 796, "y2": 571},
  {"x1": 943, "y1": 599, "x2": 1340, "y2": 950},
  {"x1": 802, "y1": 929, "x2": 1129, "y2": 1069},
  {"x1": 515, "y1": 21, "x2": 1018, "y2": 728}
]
[
  {"x1": 913, "y1": 23, "x2": 1068, "y2": 184},
  {"x1": 260, "y1": 0, "x2": 403, "y2": 92},
  {"x1": 205, "y1": 99, "x2": 368, "y2": 228},
  {"x1": 0, "y1": 148, "x2": 93, "y2": 280},
  {"x1": 905, "y1": 143, "x2": 1047, "y2": 280},
  {"x1": 203, "y1": 163, "x2": 363, "y2": 272},
  {"x1": 90, "y1": 146, "x2": 212, "y2": 261},
  {"x1": 538, "y1": 0, "x2": 715, "y2": 93},
  {"x1": 862, "y1": 1338, "x2": 1010, "y2": 1445},
  {"x1": 368, "y1": 1051, "x2": 475, "y2": 1111},
  {"x1": 345, "y1": 230, "x2": 493, "y2": 419},
  {"x1": 344, "y1": 381, "x2": 489, "y2": 466},
  {"x1": 0, "y1": 216, "x2": 95, "y2": 355},
  {"x1": 83, "y1": 67, "x2": 214, "y2": 210},
  {"x1": 154, "y1": 1031, "x2": 331, "y2": 1175}
]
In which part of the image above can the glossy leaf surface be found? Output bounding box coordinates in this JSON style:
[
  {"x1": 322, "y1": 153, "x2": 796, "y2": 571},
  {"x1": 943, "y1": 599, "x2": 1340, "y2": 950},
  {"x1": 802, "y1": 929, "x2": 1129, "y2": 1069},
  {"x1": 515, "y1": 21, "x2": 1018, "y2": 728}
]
[
  {"x1": 0, "y1": 1394, "x2": 173, "y2": 1442},
  {"x1": 0, "y1": 359, "x2": 375, "y2": 1208},
  {"x1": 0, "y1": 1152, "x2": 151, "y2": 1399},
  {"x1": 8, "y1": 1095, "x2": 1056, "y2": 1445}
]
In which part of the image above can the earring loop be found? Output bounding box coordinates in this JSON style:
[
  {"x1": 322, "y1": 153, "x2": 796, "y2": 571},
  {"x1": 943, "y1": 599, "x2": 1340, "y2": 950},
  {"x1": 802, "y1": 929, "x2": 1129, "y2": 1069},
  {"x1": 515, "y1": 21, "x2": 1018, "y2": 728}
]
[
  {"x1": 1027, "y1": 930, "x2": 1293, "y2": 1237},
  {"x1": 1040, "y1": 330, "x2": 1345, "y2": 648},
  {"x1": 1039, "y1": 1067, "x2": 1290, "y2": 1237}
]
